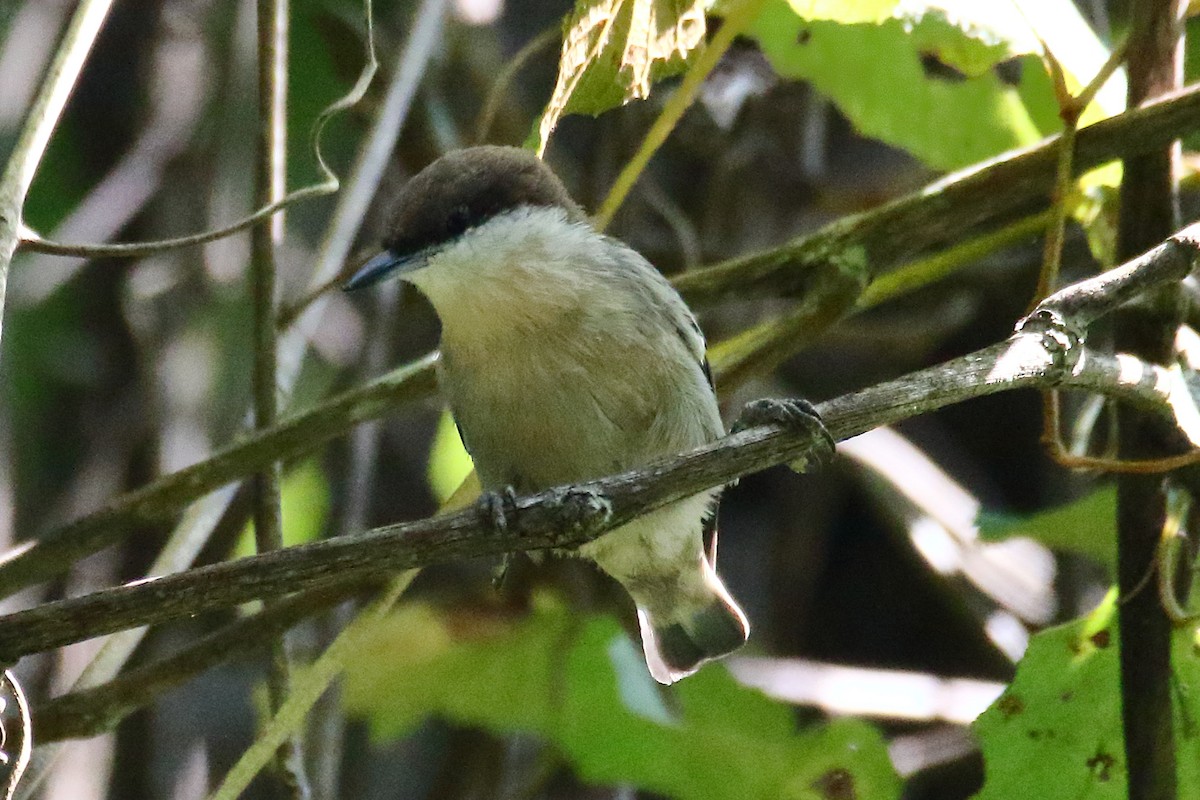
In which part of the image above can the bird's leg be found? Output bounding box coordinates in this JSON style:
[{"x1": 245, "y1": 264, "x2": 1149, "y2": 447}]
[
  {"x1": 478, "y1": 485, "x2": 520, "y2": 532},
  {"x1": 732, "y1": 398, "x2": 835, "y2": 473},
  {"x1": 478, "y1": 486, "x2": 520, "y2": 588}
]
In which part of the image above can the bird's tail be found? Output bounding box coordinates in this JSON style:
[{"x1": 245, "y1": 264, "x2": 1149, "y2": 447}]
[{"x1": 634, "y1": 558, "x2": 749, "y2": 685}]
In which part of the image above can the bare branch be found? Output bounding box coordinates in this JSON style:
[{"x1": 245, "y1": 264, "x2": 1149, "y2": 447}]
[
  {"x1": 1036, "y1": 220, "x2": 1200, "y2": 330},
  {"x1": 0, "y1": 306, "x2": 1189, "y2": 660},
  {"x1": 674, "y1": 82, "x2": 1200, "y2": 308},
  {"x1": 0, "y1": 355, "x2": 438, "y2": 597},
  {"x1": 0, "y1": 0, "x2": 114, "y2": 349},
  {"x1": 32, "y1": 580, "x2": 375, "y2": 743}
]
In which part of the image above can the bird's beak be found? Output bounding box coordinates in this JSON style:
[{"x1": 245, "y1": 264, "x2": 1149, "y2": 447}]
[{"x1": 342, "y1": 249, "x2": 425, "y2": 291}]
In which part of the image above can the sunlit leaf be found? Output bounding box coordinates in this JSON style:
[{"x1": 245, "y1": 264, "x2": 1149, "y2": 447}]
[
  {"x1": 427, "y1": 408, "x2": 475, "y2": 505},
  {"x1": 742, "y1": 0, "x2": 1120, "y2": 170},
  {"x1": 973, "y1": 592, "x2": 1200, "y2": 798},
  {"x1": 977, "y1": 487, "x2": 1115, "y2": 572},
  {"x1": 233, "y1": 459, "x2": 330, "y2": 558},
  {"x1": 534, "y1": 0, "x2": 707, "y2": 155},
  {"x1": 343, "y1": 596, "x2": 902, "y2": 800}
]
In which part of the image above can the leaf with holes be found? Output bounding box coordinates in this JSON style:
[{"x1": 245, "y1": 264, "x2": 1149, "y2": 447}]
[
  {"x1": 743, "y1": 0, "x2": 1121, "y2": 170},
  {"x1": 973, "y1": 591, "x2": 1200, "y2": 798},
  {"x1": 533, "y1": 0, "x2": 707, "y2": 155}
]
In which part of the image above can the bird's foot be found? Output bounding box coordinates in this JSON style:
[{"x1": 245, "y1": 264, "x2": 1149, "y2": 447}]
[
  {"x1": 478, "y1": 486, "x2": 520, "y2": 534},
  {"x1": 732, "y1": 397, "x2": 835, "y2": 473},
  {"x1": 544, "y1": 485, "x2": 613, "y2": 534},
  {"x1": 479, "y1": 486, "x2": 520, "y2": 589}
]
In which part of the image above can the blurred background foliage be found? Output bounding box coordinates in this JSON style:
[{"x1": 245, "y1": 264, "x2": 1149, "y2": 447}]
[{"x1": 2, "y1": 0, "x2": 1200, "y2": 798}]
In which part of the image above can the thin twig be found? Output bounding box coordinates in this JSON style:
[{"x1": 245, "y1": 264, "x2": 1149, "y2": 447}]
[
  {"x1": 276, "y1": 0, "x2": 448, "y2": 393},
  {"x1": 15, "y1": 0, "x2": 381, "y2": 261},
  {"x1": 673, "y1": 82, "x2": 1200, "y2": 308},
  {"x1": 252, "y1": 0, "x2": 308, "y2": 794},
  {"x1": 592, "y1": 0, "x2": 767, "y2": 231},
  {"x1": 0, "y1": 0, "x2": 114, "y2": 349},
  {"x1": 0, "y1": 281, "x2": 1194, "y2": 659},
  {"x1": 1029, "y1": 33, "x2": 1132, "y2": 471},
  {"x1": 1028, "y1": 33, "x2": 1129, "y2": 307}
]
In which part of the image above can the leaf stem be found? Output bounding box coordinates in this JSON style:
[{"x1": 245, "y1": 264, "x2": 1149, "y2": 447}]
[
  {"x1": 592, "y1": 0, "x2": 768, "y2": 230},
  {"x1": 0, "y1": 0, "x2": 114, "y2": 349}
]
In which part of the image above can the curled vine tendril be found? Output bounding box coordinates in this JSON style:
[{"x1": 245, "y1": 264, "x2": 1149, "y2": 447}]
[{"x1": 0, "y1": 670, "x2": 30, "y2": 800}]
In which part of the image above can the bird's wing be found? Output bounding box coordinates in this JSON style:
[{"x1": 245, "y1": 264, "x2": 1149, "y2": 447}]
[{"x1": 672, "y1": 313, "x2": 716, "y2": 395}]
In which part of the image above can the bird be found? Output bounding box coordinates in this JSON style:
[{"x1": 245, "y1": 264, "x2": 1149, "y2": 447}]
[{"x1": 344, "y1": 145, "x2": 749, "y2": 684}]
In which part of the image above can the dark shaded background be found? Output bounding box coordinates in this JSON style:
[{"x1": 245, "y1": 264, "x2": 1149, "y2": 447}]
[{"x1": 0, "y1": 0, "x2": 1174, "y2": 797}]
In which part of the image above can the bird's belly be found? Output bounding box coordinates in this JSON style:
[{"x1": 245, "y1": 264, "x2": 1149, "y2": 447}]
[{"x1": 440, "y1": 341, "x2": 713, "y2": 492}]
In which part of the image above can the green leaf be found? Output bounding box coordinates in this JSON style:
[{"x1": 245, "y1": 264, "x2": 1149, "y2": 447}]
[
  {"x1": 1073, "y1": 178, "x2": 1121, "y2": 267},
  {"x1": 233, "y1": 460, "x2": 330, "y2": 558},
  {"x1": 343, "y1": 596, "x2": 902, "y2": 800},
  {"x1": 427, "y1": 409, "x2": 475, "y2": 505},
  {"x1": 977, "y1": 487, "x2": 1116, "y2": 572},
  {"x1": 973, "y1": 592, "x2": 1200, "y2": 798},
  {"x1": 745, "y1": 4, "x2": 1036, "y2": 169},
  {"x1": 742, "y1": 0, "x2": 1119, "y2": 170},
  {"x1": 534, "y1": 0, "x2": 707, "y2": 154}
]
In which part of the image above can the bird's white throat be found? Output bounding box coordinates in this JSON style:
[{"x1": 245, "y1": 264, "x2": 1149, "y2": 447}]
[{"x1": 405, "y1": 205, "x2": 619, "y2": 347}]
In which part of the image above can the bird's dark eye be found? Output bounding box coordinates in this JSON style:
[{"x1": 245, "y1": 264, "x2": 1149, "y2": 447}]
[{"x1": 447, "y1": 204, "x2": 473, "y2": 235}]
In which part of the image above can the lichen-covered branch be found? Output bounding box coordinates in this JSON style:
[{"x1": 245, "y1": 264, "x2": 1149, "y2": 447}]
[
  {"x1": 0, "y1": 304, "x2": 1190, "y2": 660},
  {"x1": 675, "y1": 82, "x2": 1200, "y2": 308},
  {"x1": 0, "y1": 355, "x2": 438, "y2": 596}
]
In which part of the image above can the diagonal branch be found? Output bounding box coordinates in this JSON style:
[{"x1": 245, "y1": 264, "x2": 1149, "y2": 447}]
[
  {"x1": 0, "y1": 0, "x2": 114, "y2": 350},
  {"x1": 0, "y1": 305, "x2": 1190, "y2": 661},
  {"x1": 27, "y1": 210, "x2": 1200, "y2": 741},
  {"x1": 9, "y1": 82, "x2": 1200, "y2": 599},
  {"x1": 32, "y1": 579, "x2": 377, "y2": 743},
  {"x1": 5, "y1": 79, "x2": 1200, "y2": 607},
  {"x1": 674, "y1": 82, "x2": 1200, "y2": 308},
  {"x1": 0, "y1": 355, "x2": 438, "y2": 596},
  {"x1": 3, "y1": 203, "x2": 1200, "y2": 657}
]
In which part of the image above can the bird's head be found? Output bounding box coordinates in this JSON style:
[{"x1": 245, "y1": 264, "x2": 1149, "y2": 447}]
[{"x1": 343, "y1": 146, "x2": 585, "y2": 291}]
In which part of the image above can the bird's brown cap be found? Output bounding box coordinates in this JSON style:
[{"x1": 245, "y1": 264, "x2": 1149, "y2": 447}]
[{"x1": 382, "y1": 145, "x2": 585, "y2": 258}]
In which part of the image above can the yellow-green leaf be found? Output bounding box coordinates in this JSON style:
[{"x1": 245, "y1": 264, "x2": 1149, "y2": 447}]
[
  {"x1": 233, "y1": 460, "x2": 330, "y2": 559},
  {"x1": 534, "y1": 0, "x2": 707, "y2": 155},
  {"x1": 427, "y1": 408, "x2": 475, "y2": 505}
]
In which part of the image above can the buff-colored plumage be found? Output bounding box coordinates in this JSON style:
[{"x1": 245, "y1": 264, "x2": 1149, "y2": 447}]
[{"x1": 348, "y1": 147, "x2": 748, "y2": 683}]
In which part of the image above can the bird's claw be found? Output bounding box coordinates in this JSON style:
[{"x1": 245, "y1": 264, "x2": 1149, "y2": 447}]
[
  {"x1": 733, "y1": 397, "x2": 835, "y2": 473},
  {"x1": 479, "y1": 486, "x2": 520, "y2": 534},
  {"x1": 480, "y1": 486, "x2": 520, "y2": 589}
]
